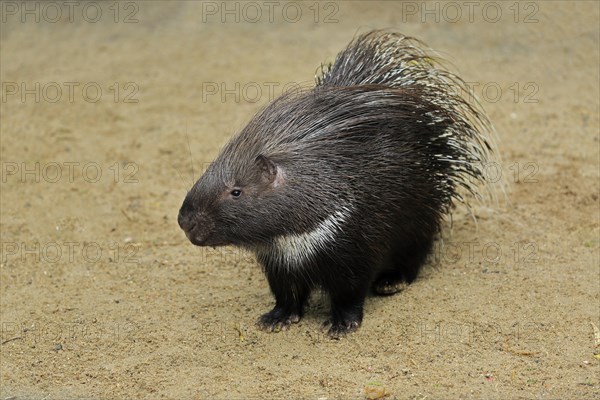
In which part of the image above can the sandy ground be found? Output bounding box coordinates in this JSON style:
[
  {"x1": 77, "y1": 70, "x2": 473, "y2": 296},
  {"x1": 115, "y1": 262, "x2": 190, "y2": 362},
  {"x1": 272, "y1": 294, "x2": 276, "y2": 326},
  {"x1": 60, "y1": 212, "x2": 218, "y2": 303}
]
[{"x1": 1, "y1": 1, "x2": 599, "y2": 399}]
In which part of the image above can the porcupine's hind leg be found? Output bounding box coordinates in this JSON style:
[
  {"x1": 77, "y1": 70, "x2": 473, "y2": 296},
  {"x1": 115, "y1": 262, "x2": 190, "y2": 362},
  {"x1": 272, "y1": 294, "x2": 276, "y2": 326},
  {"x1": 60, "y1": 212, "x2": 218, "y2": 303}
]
[{"x1": 373, "y1": 235, "x2": 434, "y2": 295}]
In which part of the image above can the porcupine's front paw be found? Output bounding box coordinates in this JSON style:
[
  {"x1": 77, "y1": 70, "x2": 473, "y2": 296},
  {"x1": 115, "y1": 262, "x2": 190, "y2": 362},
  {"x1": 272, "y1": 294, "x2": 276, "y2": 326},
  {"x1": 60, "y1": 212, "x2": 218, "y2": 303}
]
[{"x1": 257, "y1": 307, "x2": 301, "y2": 332}]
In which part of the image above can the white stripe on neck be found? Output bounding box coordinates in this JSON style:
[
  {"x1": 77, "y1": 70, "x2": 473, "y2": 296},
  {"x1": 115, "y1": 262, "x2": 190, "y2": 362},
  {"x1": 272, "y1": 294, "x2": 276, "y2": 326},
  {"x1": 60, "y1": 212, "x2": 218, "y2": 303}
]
[{"x1": 261, "y1": 206, "x2": 353, "y2": 267}]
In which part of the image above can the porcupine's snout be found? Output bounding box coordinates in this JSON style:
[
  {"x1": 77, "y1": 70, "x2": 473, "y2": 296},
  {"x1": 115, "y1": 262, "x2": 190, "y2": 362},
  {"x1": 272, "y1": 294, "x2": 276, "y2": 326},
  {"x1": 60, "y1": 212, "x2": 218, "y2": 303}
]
[{"x1": 177, "y1": 196, "x2": 217, "y2": 247}]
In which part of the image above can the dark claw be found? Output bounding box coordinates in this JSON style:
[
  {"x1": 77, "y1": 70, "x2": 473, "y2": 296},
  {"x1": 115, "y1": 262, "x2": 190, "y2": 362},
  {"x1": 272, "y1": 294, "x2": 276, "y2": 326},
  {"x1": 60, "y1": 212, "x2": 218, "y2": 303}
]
[
  {"x1": 322, "y1": 318, "x2": 361, "y2": 339},
  {"x1": 257, "y1": 309, "x2": 301, "y2": 332}
]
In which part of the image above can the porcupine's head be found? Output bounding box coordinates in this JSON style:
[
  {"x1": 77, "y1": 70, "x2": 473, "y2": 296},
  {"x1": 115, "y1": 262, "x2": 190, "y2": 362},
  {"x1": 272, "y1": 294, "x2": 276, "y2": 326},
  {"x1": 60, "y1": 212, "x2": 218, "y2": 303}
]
[
  {"x1": 177, "y1": 90, "x2": 333, "y2": 249},
  {"x1": 177, "y1": 147, "x2": 288, "y2": 248}
]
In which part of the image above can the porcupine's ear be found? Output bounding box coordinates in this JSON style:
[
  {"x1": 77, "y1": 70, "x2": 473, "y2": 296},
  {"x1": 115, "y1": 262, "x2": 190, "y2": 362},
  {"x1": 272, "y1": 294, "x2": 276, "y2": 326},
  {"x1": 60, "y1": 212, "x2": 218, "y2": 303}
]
[{"x1": 255, "y1": 155, "x2": 284, "y2": 187}]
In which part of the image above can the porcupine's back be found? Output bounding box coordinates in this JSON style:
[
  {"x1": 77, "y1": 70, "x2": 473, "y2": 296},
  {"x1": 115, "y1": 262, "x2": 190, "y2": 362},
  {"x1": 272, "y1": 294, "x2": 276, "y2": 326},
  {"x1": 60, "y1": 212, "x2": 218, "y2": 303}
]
[{"x1": 316, "y1": 30, "x2": 495, "y2": 209}]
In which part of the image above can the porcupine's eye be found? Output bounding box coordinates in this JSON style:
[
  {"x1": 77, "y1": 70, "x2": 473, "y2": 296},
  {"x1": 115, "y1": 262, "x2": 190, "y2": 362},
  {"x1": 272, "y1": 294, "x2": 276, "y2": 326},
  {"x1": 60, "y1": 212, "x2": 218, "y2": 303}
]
[{"x1": 230, "y1": 189, "x2": 242, "y2": 198}]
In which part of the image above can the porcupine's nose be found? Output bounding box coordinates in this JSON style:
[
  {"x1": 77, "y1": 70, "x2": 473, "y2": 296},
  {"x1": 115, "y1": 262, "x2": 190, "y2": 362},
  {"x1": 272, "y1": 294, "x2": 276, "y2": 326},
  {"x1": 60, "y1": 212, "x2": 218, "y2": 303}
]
[
  {"x1": 178, "y1": 204, "x2": 216, "y2": 246},
  {"x1": 177, "y1": 212, "x2": 197, "y2": 233},
  {"x1": 178, "y1": 212, "x2": 207, "y2": 246},
  {"x1": 178, "y1": 192, "x2": 198, "y2": 231},
  {"x1": 177, "y1": 195, "x2": 202, "y2": 242}
]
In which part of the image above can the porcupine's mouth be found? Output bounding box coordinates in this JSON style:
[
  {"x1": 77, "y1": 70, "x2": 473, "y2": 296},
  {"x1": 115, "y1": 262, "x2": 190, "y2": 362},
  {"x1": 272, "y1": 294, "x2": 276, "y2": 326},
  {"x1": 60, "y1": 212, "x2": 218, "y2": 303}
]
[{"x1": 184, "y1": 230, "x2": 228, "y2": 247}]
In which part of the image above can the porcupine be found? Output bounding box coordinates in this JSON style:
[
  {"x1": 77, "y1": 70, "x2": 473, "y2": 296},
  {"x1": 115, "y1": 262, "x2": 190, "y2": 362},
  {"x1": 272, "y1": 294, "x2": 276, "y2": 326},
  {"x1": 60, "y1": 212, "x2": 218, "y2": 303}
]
[{"x1": 178, "y1": 31, "x2": 496, "y2": 338}]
